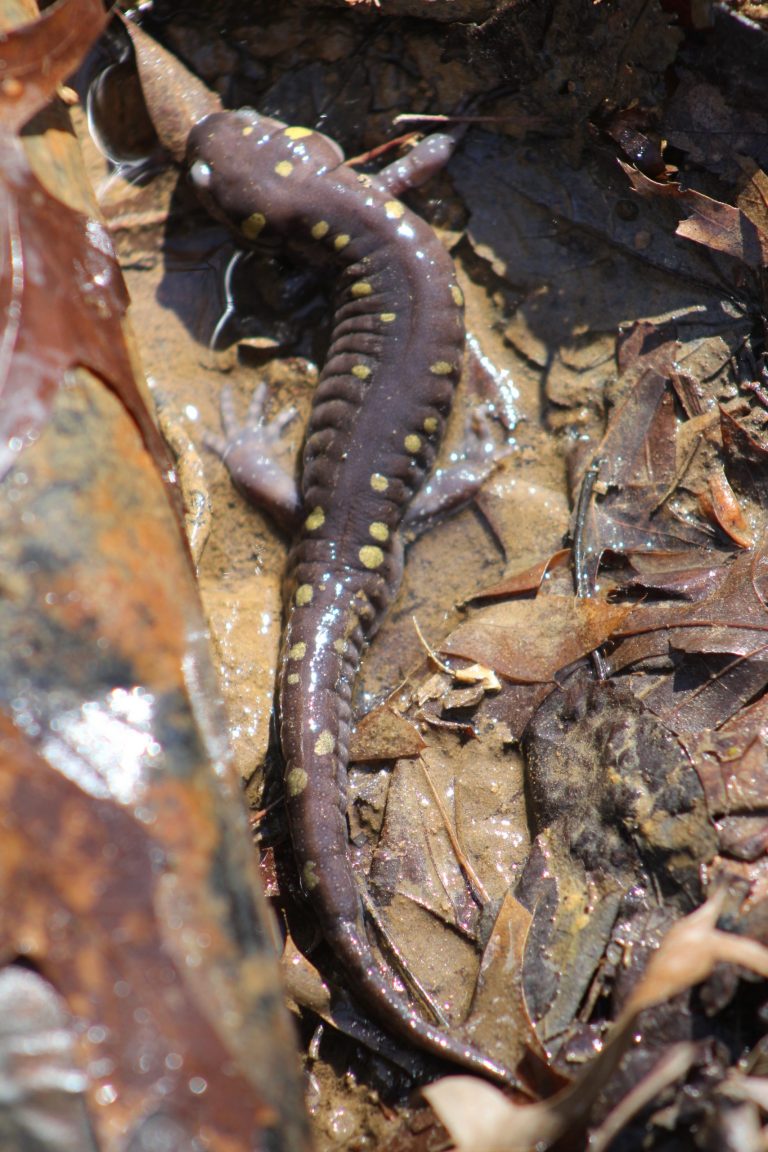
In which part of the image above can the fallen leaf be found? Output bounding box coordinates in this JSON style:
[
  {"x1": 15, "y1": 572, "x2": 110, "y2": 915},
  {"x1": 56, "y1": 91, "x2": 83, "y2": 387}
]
[
  {"x1": 699, "y1": 471, "x2": 755, "y2": 548},
  {"x1": 425, "y1": 893, "x2": 768, "y2": 1152},
  {"x1": 350, "y1": 704, "x2": 426, "y2": 762},
  {"x1": 441, "y1": 597, "x2": 633, "y2": 683},
  {"x1": 462, "y1": 549, "x2": 570, "y2": 604}
]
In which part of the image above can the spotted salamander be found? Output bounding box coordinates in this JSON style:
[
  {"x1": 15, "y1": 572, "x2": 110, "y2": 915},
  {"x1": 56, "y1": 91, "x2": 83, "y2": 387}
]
[{"x1": 127, "y1": 22, "x2": 511, "y2": 1085}]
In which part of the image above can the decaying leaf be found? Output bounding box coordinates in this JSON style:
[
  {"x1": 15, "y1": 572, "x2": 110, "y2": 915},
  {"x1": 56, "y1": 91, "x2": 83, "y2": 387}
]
[
  {"x1": 410, "y1": 306, "x2": 768, "y2": 1135},
  {"x1": 0, "y1": 5, "x2": 310, "y2": 1149},
  {"x1": 0, "y1": 0, "x2": 106, "y2": 134},
  {"x1": 461, "y1": 549, "x2": 570, "y2": 605},
  {"x1": 676, "y1": 190, "x2": 768, "y2": 269},
  {"x1": 350, "y1": 703, "x2": 426, "y2": 762},
  {"x1": 699, "y1": 470, "x2": 755, "y2": 548},
  {"x1": 440, "y1": 597, "x2": 632, "y2": 683},
  {"x1": 622, "y1": 161, "x2": 768, "y2": 272},
  {"x1": 572, "y1": 359, "x2": 717, "y2": 590},
  {"x1": 0, "y1": 0, "x2": 174, "y2": 491},
  {"x1": 425, "y1": 894, "x2": 768, "y2": 1152}
]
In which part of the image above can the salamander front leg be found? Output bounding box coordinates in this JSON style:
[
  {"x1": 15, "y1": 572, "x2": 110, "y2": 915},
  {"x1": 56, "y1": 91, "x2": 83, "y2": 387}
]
[
  {"x1": 204, "y1": 382, "x2": 301, "y2": 532},
  {"x1": 375, "y1": 125, "x2": 466, "y2": 197}
]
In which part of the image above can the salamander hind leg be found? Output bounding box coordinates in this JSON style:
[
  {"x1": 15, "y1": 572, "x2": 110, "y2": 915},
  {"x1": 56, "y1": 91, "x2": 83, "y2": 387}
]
[{"x1": 403, "y1": 406, "x2": 512, "y2": 537}]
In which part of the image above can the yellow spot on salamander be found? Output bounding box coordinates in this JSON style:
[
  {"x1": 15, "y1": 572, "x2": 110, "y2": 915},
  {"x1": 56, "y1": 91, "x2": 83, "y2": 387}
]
[
  {"x1": 370, "y1": 473, "x2": 388, "y2": 492},
  {"x1": 288, "y1": 642, "x2": 307, "y2": 660},
  {"x1": 384, "y1": 200, "x2": 405, "y2": 219},
  {"x1": 295, "y1": 584, "x2": 314, "y2": 606},
  {"x1": 369, "y1": 521, "x2": 389, "y2": 542},
  {"x1": 305, "y1": 506, "x2": 325, "y2": 531},
  {"x1": 351, "y1": 281, "x2": 373, "y2": 298},
  {"x1": 423, "y1": 416, "x2": 439, "y2": 434},
  {"x1": 286, "y1": 767, "x2": 308, "y2": 796},
  {"x1": 359, "y1": 545, "x2": 384, "y2": 569},
  {"x1": 450, "y1": 284, "x2": 464, "y2": 307},
  {"x1": 286, "y1": 672, "x2": 300, "y2": 685},
  {"x1": 404, "y1": 433, "x2": 421, "y2": 453},
  {"x1": 430, "y1": 361, "x2": 454, "y2": 375},
  {"x1": 242, "y1": 125, "x2": 254, "y2": 137},
  {"x1": 334, "y1": 638, "x2": 348, "y2": 654},
  {"x1": 241, "y1": 212, "x2": 267, "y2": 240},
  {"x1": 380, "y1": 312, "x2": 396, "y2": 323},
  {"x1": 357, "y1": 173, "x2": 373, "y2": 186},
  {"x1": 334, "y1": 233, "x2": 351, "y2": 250},
  {"x1": 284, "y1": 125, "x2": 313, "y2": 140},
  {"x1": 275, "y1": 160, "x2": 294, "y2": 178},
  {"x1": 311, "y1": 221, "x2": 329, "y2": 239},
  {"x1": 314, "y1": 730, "x2": 335, "y2": 756},
  {"x1": 352, "y1": 364, "x2": 371, "y2": 380},
  {"x1": 303, "y1": 861, "x2": 319, "y2": 891}
]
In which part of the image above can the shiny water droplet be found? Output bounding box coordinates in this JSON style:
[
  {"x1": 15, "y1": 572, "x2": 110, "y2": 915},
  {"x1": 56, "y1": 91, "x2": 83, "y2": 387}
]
[{"x1": 95, "y1": 1083, "x2": 118, "y2": 1106}]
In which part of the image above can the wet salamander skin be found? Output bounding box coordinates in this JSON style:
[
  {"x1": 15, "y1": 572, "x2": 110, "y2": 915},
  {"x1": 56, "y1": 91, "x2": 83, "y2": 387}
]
[{"x1": 187, "y1": 111, "x2": 508, "y2": 1083}]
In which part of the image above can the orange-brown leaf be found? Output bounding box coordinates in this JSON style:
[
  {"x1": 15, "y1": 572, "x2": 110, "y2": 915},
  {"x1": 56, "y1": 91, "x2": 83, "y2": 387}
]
[
  {"x1": 350, "y1": 704, "x2": 426, "y2": 761},
  {"x1": 441, "y1": 597, "x2": 633, "y2": 683},
  {"x1": 699, "y1": 471, "x2": 755, "y2": 548}
]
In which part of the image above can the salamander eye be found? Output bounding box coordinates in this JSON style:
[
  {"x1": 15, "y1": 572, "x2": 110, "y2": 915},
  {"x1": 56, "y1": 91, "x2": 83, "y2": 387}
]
[{"x1": 189, "y1": 159, "x2": 213, "y2": 189}]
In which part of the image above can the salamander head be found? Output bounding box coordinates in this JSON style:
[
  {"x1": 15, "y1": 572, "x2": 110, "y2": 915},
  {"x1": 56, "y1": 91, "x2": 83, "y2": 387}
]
[{"x1": 187, "y1": 109, "x2": 345, "y2": 242}]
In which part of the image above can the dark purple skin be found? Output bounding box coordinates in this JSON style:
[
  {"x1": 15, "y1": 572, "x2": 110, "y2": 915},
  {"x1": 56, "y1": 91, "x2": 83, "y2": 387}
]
[{"x1": 188, "y1": 109, "x2": 511, "y2": 1084}]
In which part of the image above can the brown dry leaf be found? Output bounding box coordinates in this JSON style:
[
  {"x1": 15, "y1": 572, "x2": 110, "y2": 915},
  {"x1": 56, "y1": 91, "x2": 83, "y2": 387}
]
[
  {"x1": 463, "y1": 892, "x2": 547, "y2": 1077},
  {"x1": 739, "y1": 166, "x2": 768, "y2": 234},
  {"x1": 622, "y1": 162, "x2": 768, "y2": 269},
  {"x1": 691, "y1": 693, "x2": 768, "y2": 861},
  {"x1": 0, "y1": 0, "x2": 175, "y2": 490},
  {"x1": 462, "y1": 549, "x2": 570, "y2": 605},
  {"x1": 614, "y1": 540, "x2": 768, "y2": 732},
  {"x1": 623, "y1": 550, "x2": 734, "y2": 601},
  {"x1": 574, "y1": 364, "x2": 714, "y2": 589},
  {"x1": 0, "y1": 364, "x2": 310, "y2": 1150},
  {"x1": 676, "y1": 192, "x2": 768, "y2": 268},
  {"x1": 411, "y1": 616, "x2": 500, "y2": 692},
  {"x1": 350, "y1": 703, "x2": 426, "y2": 762},
  {"x1": 699, "y1": 470, "x2": 755, "y2": 548},
  {"x1": 0, "y1": 5, "x2": 310, "y2": 1148},
  {"x1": 441, "y1": 597, "x2": 633, "y2": 683},
  {"x1": 0, "y1": 0, "x2": 106, "y2": 134},
  {"x1": 425, "y1": 893, "x2": 768, "y2": 1152},
  {"x1": 122, "y1": 19, "x2": 220, "y2": 163}
]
